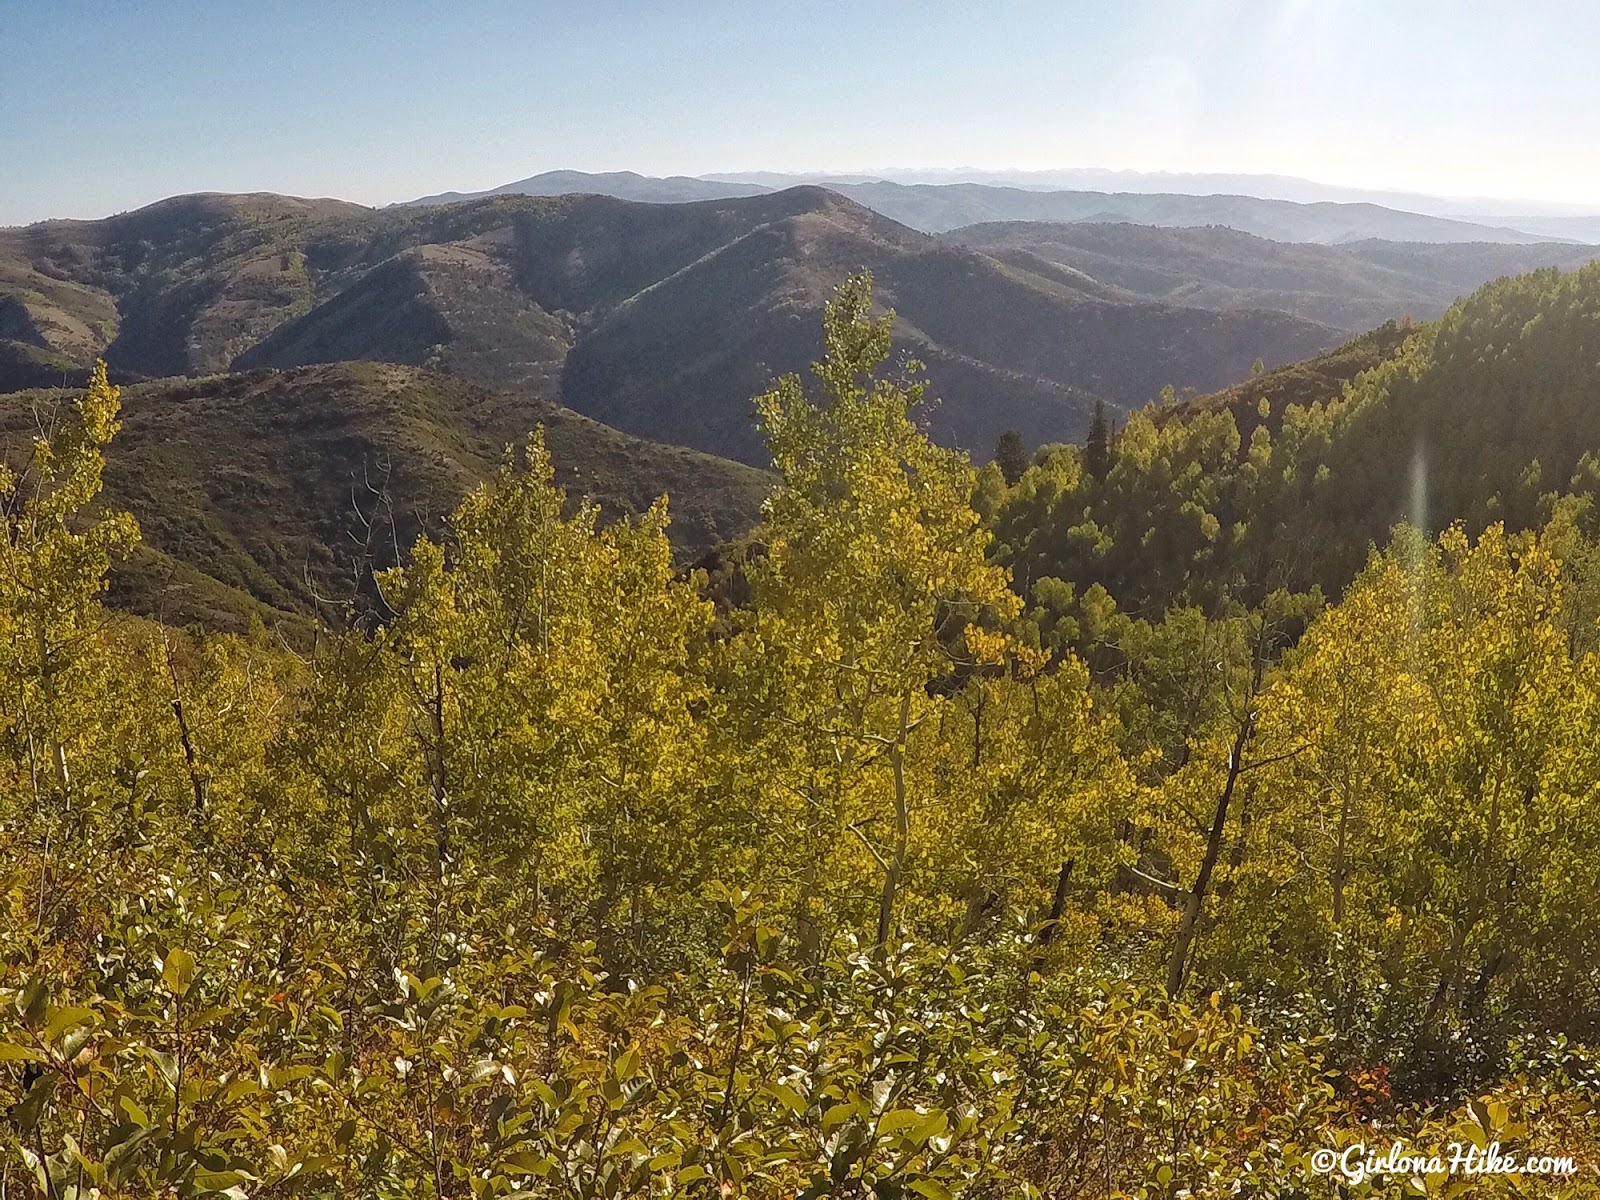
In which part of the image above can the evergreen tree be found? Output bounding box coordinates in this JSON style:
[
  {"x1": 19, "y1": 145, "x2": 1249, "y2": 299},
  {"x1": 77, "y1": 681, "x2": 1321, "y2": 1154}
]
[
  {"x1": 994, "y1": 428, "x2": 1028, "y2": 486},
  {"x1": 1086, "y1": 397, "x2": 1111, "y2": 482}
]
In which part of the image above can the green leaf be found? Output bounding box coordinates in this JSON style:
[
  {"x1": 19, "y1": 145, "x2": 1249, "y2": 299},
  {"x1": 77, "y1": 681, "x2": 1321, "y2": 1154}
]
[
  {"x1": 767, "y1": 1082, "x2": 807, "y2": 1114},
  {"x1": 12, "y1": 1073, "x2": 55, "y2": 1135},
  {"x1": 878, "y1": 1108, "x2": 926, "y2": 1136},
  {"x1": 42, "y1": 1005, "x2": 97, "y2": 1044},
  {"x1": 21, "y1": 978, "x2": 50, "y2": 1028},
  {"x1": 502, "y1": 1150, "x2": 554, "y2": 1177},
  {"x1": 193, "y1": 1167, "x2": 254, "y2": 1190},
  {"x1": 162, "y1": 948, "x2": 198, "y2": 998},
  {"x1": 615, "y1": 1045, "x2": 639, "y2": 1081},
  {"x1": 822, "y1": 1100, "x2": 857, "y2": 1131},
  {"x1": 0, "y1": 1041, "x2": 44, "y2": 1063}
]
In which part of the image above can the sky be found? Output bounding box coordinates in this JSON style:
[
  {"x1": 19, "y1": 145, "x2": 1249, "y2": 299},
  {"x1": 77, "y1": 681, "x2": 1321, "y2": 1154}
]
[{"x1": 4, "y1": 0, "x2": 1600, "y2": 225}]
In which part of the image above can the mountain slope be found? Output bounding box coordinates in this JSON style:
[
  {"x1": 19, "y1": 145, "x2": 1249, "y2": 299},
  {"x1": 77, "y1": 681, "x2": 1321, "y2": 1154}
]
[
  {"x1": 234, "y1": 243, "x2": 573, "y2": 394},
  {"x1": 1457, "y1": 214, "x2": 1600, "y2": 243},
  {"x1": 0, "y1": 362, "x2": 770, "y2": 626},
  {"x1": 554, "y1": 193, "x2": 1338, "y2": 461},
  {"x1": 707, "y1": 168, "x2": 1600, "y2": 222},
  {"x1": 1167, "y1": 318, "x2": 1417, "y2": 434},
  {"x1": 0, "y1": 193, "x2": 367, "y2": 382},
  {"x1": 0, "y1": 188, "x2": 1342, "y2": 463},
  {"x1": 944, "y1": 222, "x2": 1600, "y2": 331}
]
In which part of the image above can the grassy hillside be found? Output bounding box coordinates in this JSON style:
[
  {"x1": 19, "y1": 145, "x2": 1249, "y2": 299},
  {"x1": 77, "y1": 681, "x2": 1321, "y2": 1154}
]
[
  {"x1": 0, "y1": 188, "x2": 1342, "y2": 463},
  {"x1": 0, "y1": 194, "x2": 373, "y2": 376},
  {"x1": 0, "y1": 362, "x2": 769, "y2": 627},
  {"x1": 945, "y1": 221, "x2": 1600, "y2": 331},
  {"x1": 234, "y1": 243, "x2": 573, "y2": 395}
]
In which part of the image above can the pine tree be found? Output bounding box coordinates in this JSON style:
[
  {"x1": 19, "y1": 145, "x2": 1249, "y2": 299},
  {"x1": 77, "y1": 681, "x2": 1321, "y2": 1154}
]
[
  {"x1": 994, "y1": 429, "x2": 1028, "y2": 486},
  {"x1": 1085, "y1": 398, "x2": 1111, "y2": 482}
]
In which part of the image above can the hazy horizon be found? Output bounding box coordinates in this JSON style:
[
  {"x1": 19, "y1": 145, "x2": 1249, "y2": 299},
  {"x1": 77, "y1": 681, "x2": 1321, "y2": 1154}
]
[
  {"x1": 7, "y1": 0, "x2": 1600, "y2": 225},
  {"x1": 10, "y1": 165, "x2": 1597, "y2": 232}
]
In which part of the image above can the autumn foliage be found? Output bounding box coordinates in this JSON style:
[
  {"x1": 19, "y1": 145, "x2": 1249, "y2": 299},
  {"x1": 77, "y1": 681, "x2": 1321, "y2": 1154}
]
[{"x1": 2, "y1": 284, "x2": 1598, "y2": 1196}]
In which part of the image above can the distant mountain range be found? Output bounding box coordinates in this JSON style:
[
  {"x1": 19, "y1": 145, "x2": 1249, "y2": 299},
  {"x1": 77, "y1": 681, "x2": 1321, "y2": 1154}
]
[
  {"x1": 711, "y1": 168, "x2": 1600, "y2": 220},
  {"x1": 704, "y1": 169, "x2": 1600, "y2": 243},
  {"x1": 942, "y1": 222, "x2": 1600, "y2": 332},
  {"x1": 6, "y1": 173, "x2": 1600, "y2": 627},
  {"x1": 817, "y1": 183, "x2": 1561, "y2": 243},
  {"x1": 406, "y1": 170, "x2": 1600, "y2": 245},
  {"x1": 410, "y1": 170, "x2": 770, "y2": 207},
  {"x1": 0, "y1": 183, "x2": 1365, "y2": 624},
  {"x1": 0, "y1": 187, "x2": 1341, "y2": 466}
]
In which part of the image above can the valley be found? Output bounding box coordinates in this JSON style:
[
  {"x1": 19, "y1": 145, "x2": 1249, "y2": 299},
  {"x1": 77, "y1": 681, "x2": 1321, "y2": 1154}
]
[{"x1": 0, "y1": 187, "x2": 1346, "y2": 467}]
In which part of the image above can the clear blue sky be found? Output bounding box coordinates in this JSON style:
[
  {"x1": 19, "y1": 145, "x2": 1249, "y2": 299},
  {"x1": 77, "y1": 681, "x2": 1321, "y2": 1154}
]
[{"x1": 4, "y1": 0, "x2": 1598, "y2": 225}]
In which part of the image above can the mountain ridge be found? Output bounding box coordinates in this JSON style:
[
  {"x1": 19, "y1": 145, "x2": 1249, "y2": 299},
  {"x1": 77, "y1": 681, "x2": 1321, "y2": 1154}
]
[
  {"x1": 705, "y1": 167, "x2": 1600, "y2": 219},
  {"x1": 402, "y1": 170, "x2": 1583, "y2": 244},
  {"x1": 943, "y1": 221, "x2": 1600, "y2": 331},
  {"x1": 0, "y1": 186, "x2": 1343, "y2": 464}
]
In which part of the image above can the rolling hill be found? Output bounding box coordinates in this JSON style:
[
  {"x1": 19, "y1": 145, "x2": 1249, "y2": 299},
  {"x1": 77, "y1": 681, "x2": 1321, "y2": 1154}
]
[
  {"x1": 550, "y1": 192, "x2": 1340, "y2": 461},
  {"x1": 943, "y1": 222, "x2": 1600, "y2": 332},
  {"x1": 0, "y1": 362, "x2": 770, "y2": 629},
  {"x1": 0, "y1": 187, "x2": 1343, "y2": 464}
]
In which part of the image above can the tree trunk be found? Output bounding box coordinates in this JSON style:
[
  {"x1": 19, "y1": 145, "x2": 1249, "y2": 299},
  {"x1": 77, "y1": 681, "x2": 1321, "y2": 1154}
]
[
  {"x1": 1028, "y1": 859, "x2": 1077, "y2": 977},
  {"x1": 37, "y1": 625, "x2": 69, "y2": 803},
  {"x1": 1166, "y1": 707, "x2": 1255, "y2": 998},
  {"x1": 875, "y1": 692, "x2": 913, "y2": 953},
  {"x1": 1331, "y1": 772, "x2": 1353, "y2": 925},
  {"x1": 428, "y1": 662, "x2": 451, "y2": 874},
  {"x1": 1040, "y1": 858, "x2": 1075, "y2": 945}
]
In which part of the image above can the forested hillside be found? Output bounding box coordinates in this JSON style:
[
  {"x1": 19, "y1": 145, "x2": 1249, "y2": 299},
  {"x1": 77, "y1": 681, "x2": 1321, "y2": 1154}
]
[
  {"x1": 2, "y1": 276, "x2": 1598, "y2": 1196},
  {"x1": 987, "y1": 262, "x2": 1600, "y2": 621}
]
